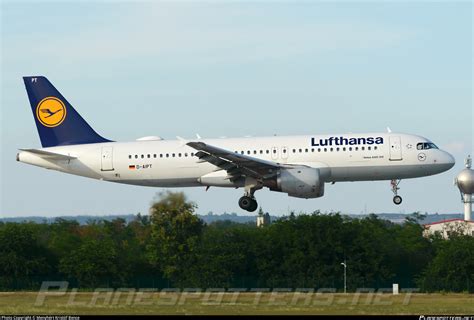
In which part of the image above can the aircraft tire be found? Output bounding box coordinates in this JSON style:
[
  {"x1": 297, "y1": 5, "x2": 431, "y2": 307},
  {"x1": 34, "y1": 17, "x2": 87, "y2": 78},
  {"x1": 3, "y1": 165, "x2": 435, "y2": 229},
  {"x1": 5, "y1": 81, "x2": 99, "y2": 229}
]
[
  {"x1": 239, "y1": 196, "x2": 254, "y2": 211},
  {"x1": 248, "y1": 199, "x2": 258, "y2": 212},
  {"x1": 393, "y1": 195, "x2": 402, "y2": 205}
]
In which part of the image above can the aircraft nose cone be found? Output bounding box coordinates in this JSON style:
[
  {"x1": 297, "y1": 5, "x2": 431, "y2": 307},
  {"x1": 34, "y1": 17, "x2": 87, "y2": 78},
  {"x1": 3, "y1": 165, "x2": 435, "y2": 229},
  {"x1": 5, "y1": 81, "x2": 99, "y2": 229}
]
[{"x1": 443, "y1": 151, "x2": 455, "y2": 170}]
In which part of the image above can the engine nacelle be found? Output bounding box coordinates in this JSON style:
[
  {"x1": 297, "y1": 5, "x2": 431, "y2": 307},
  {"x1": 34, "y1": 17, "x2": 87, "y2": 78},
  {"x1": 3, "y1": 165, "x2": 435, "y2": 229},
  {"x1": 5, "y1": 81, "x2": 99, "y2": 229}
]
[
  {"x1": 268, "y1": 167, "x2": 325, "y2": 199},
  {"x1": 199, "y1": 170, "x2": 244, "y2": 188}
]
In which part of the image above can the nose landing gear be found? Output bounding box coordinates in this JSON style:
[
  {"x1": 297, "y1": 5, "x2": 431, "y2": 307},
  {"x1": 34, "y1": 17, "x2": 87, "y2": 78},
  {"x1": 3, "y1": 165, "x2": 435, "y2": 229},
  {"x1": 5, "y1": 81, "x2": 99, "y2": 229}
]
[{"x1": 391, "y1": 179, "x2": 402, "y2": 205}]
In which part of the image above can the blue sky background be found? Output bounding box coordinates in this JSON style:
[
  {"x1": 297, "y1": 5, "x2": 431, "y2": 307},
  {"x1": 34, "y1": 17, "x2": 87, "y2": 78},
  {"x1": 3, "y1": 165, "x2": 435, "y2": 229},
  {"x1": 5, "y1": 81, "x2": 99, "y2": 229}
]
[{"x1": 1, "y1": 1, "x2": 472, "y2": 217}]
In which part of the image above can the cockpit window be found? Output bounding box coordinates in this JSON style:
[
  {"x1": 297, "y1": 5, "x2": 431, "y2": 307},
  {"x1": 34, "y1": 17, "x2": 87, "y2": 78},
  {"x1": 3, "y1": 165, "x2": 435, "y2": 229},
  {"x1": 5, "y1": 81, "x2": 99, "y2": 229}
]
[{"x1": 417, "y1": 142, "x2": 439, "y2": 150}]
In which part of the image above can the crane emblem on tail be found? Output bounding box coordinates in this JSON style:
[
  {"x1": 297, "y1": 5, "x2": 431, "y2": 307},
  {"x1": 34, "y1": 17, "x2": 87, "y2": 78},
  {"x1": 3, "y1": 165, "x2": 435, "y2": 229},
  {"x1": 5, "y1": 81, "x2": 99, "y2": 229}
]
[{"x1": 35, "y1": 96, "x2": 67, "y2": 127}]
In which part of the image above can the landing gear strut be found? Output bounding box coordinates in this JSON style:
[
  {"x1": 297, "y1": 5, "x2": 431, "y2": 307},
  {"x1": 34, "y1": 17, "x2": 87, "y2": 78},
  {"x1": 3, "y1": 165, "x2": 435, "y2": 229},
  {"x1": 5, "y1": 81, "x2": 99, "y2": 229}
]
[{"x1": 391, "y1": 179, "x2": 402, "y2": 205}]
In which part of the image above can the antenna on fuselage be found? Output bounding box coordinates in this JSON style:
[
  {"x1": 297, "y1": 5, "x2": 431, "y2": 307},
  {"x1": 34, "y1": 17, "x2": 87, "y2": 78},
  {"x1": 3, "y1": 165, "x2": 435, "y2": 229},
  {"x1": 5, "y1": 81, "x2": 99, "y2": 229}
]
[{"x1": 386, "y1": 127, "x2": 392, "y2": 133}]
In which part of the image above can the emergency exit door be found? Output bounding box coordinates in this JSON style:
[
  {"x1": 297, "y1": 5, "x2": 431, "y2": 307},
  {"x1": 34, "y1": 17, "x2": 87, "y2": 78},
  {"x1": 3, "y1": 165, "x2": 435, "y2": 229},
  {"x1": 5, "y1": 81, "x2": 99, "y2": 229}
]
[{"x1": 101, "y1": 146, "x2": 114, "y2": 171}]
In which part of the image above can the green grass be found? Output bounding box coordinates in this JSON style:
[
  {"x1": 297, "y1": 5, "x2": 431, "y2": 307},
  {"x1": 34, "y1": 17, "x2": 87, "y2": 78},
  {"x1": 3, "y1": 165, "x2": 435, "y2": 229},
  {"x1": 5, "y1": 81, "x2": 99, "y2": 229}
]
[{"x1": 0, "y1": 292, "x2": 472, "y2": 315}]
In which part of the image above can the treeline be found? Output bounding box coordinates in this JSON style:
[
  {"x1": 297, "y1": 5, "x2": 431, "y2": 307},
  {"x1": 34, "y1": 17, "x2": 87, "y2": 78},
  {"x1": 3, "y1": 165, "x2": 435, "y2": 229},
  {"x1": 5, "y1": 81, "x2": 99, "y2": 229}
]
[{"x1": 0, "y1": 192, "x2": 473, "y2": 292}]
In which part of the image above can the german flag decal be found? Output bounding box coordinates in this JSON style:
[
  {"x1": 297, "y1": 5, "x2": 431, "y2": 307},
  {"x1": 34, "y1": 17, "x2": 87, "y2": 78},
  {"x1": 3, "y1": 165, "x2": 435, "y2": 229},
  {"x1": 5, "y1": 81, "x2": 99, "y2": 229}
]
[{"x1": 129, "y1": 165, "x2": 136, "y2": 170}]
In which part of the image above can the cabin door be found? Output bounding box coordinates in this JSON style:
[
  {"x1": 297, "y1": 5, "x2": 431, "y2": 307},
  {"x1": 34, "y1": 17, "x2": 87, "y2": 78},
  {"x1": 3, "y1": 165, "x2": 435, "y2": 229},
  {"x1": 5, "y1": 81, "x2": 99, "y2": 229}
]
[
  {"x1": 389, "y1": 136, "x2": 402, "y2": 161},
  {"x1": 101, "y1": 146, "x2": 114, "y2": 171}
]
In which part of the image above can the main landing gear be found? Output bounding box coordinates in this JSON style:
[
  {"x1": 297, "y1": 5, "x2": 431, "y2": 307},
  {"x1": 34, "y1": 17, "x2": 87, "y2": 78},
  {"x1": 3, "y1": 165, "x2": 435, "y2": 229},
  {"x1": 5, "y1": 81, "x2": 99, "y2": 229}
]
[
  {"x1": 238, "y1": 182, "x2": 261, "y2": 212},
  {"x1": 391, "y1": 179, "x2": 403, "y2": 205},
  {"x1": 239, "y1": 195, "x2": 258, "y2": 212}
]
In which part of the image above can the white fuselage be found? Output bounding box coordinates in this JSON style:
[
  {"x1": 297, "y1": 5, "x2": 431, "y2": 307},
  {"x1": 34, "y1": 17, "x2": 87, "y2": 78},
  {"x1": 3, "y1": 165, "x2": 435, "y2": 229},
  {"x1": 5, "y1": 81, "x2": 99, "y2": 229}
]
[{"x1": 18, "y1": 132, "x2": 455, "y2": 193}]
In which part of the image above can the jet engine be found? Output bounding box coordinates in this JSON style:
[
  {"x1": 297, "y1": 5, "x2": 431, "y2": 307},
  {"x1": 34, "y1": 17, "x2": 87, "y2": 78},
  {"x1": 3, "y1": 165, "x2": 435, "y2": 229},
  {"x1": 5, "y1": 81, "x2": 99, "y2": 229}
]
[{"x1": 267, "y1": 167, "x2": 325, "y2": 199}]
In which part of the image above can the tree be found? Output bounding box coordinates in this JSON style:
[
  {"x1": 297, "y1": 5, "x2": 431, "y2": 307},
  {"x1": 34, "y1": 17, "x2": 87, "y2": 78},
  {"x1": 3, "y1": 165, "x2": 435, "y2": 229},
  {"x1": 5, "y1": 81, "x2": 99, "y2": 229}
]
[
  {"x1": 196, "y1": 223, "x2": 257, "y2": 287},
  {"x1": 0, "y1": 223, "x2": 52, "y2": 289},
  {"x1": 59, "y1": 237, "x2": 120, "y2": 287},
  {"x1": 146, "y1": 192, "x2": 203, "y2": 287},
  {"x1": 392, "y1": 216, "x2": 434, "y2": 287},
  {"x1": 418, "y1": 235, "x2": 474, "y2": 292},
  {"x1": 47, "y1": 218, "x2": 81, "y2": 265}
]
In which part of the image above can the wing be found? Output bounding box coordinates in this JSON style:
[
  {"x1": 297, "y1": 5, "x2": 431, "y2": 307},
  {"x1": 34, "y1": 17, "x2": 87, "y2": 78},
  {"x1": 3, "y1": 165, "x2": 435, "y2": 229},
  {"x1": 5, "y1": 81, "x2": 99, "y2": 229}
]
[
  {"x1": 40, "y1": 109, "x2": 52, "y2": 114},
  {"x1": 187, "y1": 141, "x2": 283, "y2": 182}
]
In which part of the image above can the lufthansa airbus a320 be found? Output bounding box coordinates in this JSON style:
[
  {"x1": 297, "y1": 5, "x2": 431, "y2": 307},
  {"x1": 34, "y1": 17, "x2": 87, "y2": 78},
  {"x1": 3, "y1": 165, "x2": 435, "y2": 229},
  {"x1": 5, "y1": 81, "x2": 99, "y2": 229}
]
[{"x1": 17, "y1": 76, "x2": 455, "y2": 211}]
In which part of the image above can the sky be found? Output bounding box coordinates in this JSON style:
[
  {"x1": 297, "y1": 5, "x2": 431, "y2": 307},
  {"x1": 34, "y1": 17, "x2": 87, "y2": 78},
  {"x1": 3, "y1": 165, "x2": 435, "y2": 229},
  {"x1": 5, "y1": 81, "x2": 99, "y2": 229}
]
[{"x1": 1, "y1": 1, "x2": 472, "y2": 218}]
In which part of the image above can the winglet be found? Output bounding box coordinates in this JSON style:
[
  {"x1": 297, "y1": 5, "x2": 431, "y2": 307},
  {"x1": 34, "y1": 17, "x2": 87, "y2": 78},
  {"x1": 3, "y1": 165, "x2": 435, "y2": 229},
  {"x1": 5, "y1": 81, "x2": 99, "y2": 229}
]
[{"x1": 176, "y1": 136, "x2": 188, "y2": 147}]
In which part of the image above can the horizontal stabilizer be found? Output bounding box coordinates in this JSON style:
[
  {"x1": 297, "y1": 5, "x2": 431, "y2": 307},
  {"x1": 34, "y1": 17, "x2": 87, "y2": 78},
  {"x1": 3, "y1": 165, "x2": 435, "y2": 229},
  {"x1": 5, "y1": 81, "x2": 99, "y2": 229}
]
[{"x1": 19, "y1": 149, "x2": 77, "y2": 160}]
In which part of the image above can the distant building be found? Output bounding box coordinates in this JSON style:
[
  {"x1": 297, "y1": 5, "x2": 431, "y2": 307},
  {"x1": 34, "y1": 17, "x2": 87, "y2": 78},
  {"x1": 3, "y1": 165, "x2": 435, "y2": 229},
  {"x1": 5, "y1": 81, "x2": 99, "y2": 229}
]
[
  {"x1": 257, "y1": 212, "x2": 271, "y2": 227},
  {"x1": 423, "y1": 218, "x2": 474, "y2": 239}
]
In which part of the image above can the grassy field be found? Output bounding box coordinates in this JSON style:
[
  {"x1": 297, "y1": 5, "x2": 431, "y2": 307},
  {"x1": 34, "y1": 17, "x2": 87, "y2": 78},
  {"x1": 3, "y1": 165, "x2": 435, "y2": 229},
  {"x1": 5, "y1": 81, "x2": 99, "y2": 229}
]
[{"x1": 0, "y1": 291, "x2": 473, "y2": 315}]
